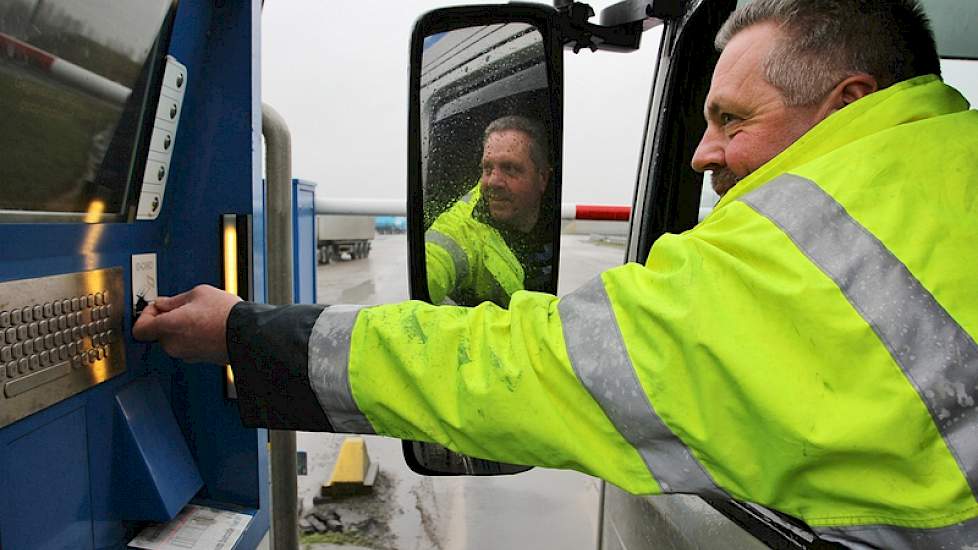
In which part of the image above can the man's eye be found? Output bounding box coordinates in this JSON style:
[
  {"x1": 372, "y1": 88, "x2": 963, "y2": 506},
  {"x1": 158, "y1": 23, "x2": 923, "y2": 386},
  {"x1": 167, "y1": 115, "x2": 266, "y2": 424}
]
[{"x1": 720, "y1": 113, "x2": 740, "y2": 126}]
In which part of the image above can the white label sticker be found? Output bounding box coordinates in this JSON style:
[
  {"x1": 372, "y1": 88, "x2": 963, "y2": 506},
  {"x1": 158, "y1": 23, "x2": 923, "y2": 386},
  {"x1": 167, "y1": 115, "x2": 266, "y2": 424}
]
[{"x1": 131, "y1": 253, "x2": 159, "y2": 307}]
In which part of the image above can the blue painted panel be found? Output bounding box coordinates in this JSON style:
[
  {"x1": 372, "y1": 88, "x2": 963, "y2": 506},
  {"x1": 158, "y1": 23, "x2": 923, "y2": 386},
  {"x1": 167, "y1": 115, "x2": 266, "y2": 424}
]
[
  {"x1": 293, "y1": 179, "x2": 318, "y2": 305},
  {"x1": 0, "y1": 0, "x2": 269, "y2": 547},
  {"x1": 114, "y1": 378, "x2": 204, "y2": 521},
  {"x1": 2, "y1": 407, "x2": 93, "y2": 550}
]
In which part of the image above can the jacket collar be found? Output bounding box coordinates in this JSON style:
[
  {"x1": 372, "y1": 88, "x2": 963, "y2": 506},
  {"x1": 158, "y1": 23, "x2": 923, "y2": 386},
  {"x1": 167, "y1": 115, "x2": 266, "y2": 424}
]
[{"x1": 715, "y1": 75, "x2": 970, "y2": 209}]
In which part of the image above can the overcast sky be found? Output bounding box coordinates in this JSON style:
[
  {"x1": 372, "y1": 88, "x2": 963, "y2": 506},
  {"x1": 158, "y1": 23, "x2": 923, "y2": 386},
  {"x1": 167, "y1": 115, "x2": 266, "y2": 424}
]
[
  {"x1": 261, "y1": 1, "x2": 977, "y2": 207},
  {"x1": 261, "y1": 0, "x2": 661, "y2": 206}
]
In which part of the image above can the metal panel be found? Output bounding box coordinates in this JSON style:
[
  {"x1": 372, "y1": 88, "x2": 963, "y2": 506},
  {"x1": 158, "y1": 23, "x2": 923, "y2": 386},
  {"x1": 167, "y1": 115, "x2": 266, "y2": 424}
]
[{"x1": 601, "y1": 484, "x2": 767, "y2": 550}]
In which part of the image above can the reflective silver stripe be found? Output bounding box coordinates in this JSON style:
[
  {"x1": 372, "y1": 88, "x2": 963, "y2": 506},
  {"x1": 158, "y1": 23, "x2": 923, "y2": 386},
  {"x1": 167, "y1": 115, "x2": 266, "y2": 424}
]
[
  {"x1": 815, "y1": 514, "x2": 978, "y2": 549},
  {"x1": 426, "y1": 229, "x2": 469, "y2": 285},
  {"x1": 559, "y1": 276, "x2": 725, "y2": 497},
  {"x1": 308, "y1": 305, "x2": 374, "y2": 434},
  {"x1": 742, "y1": 174, "x2": 978, "y2": 498}
]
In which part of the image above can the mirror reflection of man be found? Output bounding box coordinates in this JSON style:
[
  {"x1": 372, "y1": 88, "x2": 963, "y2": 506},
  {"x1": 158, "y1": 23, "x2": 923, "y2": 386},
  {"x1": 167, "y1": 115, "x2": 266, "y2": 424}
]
[
  {"x1": 425, "y1": 115, "x2": 554, "y2": 307},
  {"x1": 480, "y1": 117, "x2": 550, "y2": 232}
]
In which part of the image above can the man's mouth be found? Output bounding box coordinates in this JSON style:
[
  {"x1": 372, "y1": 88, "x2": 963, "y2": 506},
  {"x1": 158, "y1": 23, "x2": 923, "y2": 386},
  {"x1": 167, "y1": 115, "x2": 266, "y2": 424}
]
[{"x1": 711, "y1": 168, "x2": 743, "y2": 196}]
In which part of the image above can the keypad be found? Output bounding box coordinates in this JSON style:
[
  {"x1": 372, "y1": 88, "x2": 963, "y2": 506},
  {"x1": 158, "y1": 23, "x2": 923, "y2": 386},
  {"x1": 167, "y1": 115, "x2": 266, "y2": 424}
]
[
  {"x1": 0, "y1": 289, "x2": 117, "y2": 392},
  {"x1": 0, "y1": 268, "x2": 127, "y2": 429}
]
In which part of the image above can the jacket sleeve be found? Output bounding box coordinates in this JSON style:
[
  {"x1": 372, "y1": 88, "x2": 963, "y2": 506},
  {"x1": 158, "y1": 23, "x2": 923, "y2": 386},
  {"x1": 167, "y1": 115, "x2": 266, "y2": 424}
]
[
  {"x1": 227, "y1": 302, "x2": 334, "y2": 431},
  {"x1": 424, "y1": 239, "x2": 457, "y2": 305},
  {"x1": 330, "y1": 290, "x2": 664, "y2": 495}
]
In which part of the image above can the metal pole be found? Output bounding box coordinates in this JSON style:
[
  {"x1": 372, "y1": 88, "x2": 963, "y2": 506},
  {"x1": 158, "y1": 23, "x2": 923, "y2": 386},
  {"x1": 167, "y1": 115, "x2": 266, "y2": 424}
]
[{"x1": 261, "y1": 103, "x2": 298, "y2": 550}]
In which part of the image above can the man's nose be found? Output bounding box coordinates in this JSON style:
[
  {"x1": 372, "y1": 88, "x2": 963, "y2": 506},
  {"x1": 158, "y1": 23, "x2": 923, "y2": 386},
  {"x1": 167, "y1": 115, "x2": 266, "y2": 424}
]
[
  {"x1": 691, "y1": 127, "x2": 724, "y2": 173},
  {"x1": 484, "y1": 169, "x2": 505, "y2": 188}
]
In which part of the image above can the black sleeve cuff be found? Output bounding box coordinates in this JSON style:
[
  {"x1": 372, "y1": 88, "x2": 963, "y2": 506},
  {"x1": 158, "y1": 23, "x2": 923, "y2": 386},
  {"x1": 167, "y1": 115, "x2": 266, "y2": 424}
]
[{"x1": 227, "y1": 301, "x2": 335, "y2": 431}]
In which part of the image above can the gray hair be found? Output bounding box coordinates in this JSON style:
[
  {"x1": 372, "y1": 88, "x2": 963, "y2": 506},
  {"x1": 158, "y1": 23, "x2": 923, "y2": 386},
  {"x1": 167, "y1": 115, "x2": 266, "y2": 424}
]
[
  {"x1": 715, "y1": 0, "x2": 941, "y2": 106},
  {"x1": 483, "y1": 115, "x2": 550, "y2": 172}
]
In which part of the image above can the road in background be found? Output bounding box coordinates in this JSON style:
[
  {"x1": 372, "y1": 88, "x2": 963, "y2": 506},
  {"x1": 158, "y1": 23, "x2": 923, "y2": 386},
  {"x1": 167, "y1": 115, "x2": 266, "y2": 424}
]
[{"x1": 299, "y1": 232, "x2": 626, "y2": 550}]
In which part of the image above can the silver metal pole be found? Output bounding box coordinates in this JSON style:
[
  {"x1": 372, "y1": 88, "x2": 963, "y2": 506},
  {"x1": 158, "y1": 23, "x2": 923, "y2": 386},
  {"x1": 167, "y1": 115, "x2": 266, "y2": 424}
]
[{"x1": 261, "y1": 103, "x2": 298, "y2": 550}]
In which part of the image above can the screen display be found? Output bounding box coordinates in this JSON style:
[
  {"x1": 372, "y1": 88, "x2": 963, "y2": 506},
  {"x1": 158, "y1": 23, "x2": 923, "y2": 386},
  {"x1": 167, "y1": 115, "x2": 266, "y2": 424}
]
[{"x1": 0, "y1": 0, "x2": 173, "y2": 220}]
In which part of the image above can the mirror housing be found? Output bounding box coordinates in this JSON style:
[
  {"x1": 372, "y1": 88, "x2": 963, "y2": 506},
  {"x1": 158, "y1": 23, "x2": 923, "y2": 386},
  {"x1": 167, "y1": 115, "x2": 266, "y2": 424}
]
[
  {"x1": 405, "y1": 4, "x2": 564, "y2": 476},
  {"x1": 408, "y1": 3, "x2": 565, "y2": 307}
]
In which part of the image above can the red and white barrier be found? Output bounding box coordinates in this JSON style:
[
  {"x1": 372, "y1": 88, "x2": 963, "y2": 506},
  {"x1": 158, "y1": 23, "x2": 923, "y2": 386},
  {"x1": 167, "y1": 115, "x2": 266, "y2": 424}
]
[
  {"x1": 316, "y1": 198, "x2": 632, "y2": 221},
  {"x1": 0, "y1": 31, "x2": 130, "y2": 106},
  {"x1": 562, "y1": 203, "x2": 631, "y2": 221}
]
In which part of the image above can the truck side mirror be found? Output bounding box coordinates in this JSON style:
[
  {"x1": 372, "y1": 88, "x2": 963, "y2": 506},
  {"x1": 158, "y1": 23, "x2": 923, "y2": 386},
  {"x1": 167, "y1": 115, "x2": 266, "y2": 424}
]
[{"x1": 404, "y1": 4, "x2": 564, "y2": 476}]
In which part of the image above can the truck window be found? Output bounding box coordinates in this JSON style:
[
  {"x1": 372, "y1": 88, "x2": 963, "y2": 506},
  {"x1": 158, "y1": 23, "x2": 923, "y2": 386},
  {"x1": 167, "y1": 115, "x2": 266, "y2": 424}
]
[{"x1": 942, "y1": 59, "x2": 978, "y2": 104}]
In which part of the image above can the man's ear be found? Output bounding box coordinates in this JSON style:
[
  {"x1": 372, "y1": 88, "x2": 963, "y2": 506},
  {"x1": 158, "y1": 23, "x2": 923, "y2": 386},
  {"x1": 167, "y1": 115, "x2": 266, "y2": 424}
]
[
  {"x1": 819, "y1": 73, "x2": 879, "y2": 117},
  {"x1": 538, "y1": 168, "x2": 552, "y2": 191}
]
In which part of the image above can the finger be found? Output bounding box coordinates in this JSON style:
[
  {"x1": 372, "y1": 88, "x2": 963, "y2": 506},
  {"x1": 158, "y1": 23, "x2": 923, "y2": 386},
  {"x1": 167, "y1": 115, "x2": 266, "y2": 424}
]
[
  {"x1": 152, "y1": 290, "x2": 194, "y2": 313},
  {"x1": 132, "y1": 302, "x2": 163, "y2": 342}
]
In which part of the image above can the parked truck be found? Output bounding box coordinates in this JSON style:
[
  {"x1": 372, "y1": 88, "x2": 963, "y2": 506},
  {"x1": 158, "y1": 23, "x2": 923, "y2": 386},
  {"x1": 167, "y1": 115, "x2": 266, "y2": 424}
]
[{"x1": 316, "y1": 215, "x2": 374, "y2": 264}]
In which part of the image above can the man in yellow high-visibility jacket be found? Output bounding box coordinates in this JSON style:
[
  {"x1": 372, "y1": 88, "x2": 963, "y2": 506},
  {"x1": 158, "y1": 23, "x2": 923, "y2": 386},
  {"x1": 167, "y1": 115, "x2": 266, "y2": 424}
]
[
  {"x1": 425, "y1": 115, "x2": 556, "y2": 308},
  {"x1": 134, "y1": 0, "x2": 978, "y2": 547}
]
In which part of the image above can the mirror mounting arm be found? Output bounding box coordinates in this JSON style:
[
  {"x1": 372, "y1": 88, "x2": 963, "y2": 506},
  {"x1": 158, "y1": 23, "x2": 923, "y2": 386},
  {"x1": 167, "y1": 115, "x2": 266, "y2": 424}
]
[{"x1": 554, "y1": 0, "x2": 683, "y2": 53}]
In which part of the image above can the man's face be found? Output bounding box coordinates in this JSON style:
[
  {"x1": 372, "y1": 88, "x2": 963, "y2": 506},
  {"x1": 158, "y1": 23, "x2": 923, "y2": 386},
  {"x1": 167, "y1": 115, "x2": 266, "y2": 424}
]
[
  {"x1": 692, "y1": 23, "x2": 825, "y2": 195},
  {"x1": 481, "y1": 129, "x2": 548, "y2": 232}
]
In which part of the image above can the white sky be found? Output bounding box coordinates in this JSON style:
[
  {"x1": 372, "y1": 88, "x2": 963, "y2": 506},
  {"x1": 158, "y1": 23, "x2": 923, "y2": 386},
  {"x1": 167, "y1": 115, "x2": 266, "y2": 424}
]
[
  {"x1": 261, "y1": 0, "x2": 661, "y2": 206},
  {"x1": 261, "y1": 2, "x2": 978, "y2": 207}
]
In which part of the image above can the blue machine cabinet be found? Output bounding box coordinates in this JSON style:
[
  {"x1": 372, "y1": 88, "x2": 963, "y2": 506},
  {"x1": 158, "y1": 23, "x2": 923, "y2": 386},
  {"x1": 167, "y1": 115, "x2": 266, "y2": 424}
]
[
  {"x1": 293, "y1": 179, "x2": 318, "y2": 305},
  {"x1": 0, "y1": 1, "x2": 270, "y2": 548}
]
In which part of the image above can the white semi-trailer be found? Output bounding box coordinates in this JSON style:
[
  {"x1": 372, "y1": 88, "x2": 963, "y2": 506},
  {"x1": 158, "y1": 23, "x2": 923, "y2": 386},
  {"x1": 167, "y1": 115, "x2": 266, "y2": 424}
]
[{"x1": 316, "y1": 215, "x2": 374, "y2": 264}]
